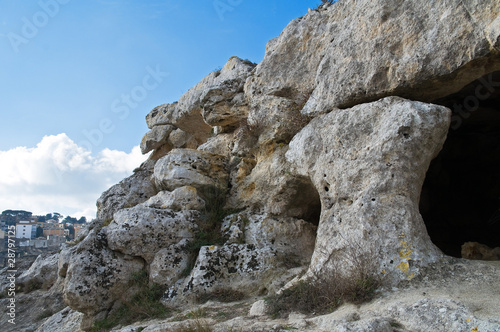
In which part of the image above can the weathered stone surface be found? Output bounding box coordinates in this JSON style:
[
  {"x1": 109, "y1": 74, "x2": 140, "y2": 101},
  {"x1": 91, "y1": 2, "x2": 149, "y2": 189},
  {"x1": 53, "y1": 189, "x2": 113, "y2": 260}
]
[
  {"x1": 58, "y1": 244, "x2": 77, "y2": 278},
  {"x1": 36, "y1": 307, "x2": 83, "y2": 332},
  {"x1": 227, "y1": 146, "x2": 321, "y2": 222},
  {"x1": 168, "y1": 128, "x2": 198, "y2": 149},
  {"x1": 18, "y1": 253, "x2": 59, "y2": 290},
  {"x1": 222, "y1": 213, "x2": 316, "y2": 266},
  {"x1": 286, "y1": 97, "x2": 451, "y2": 281},
  {"x1": 106, "y1": 206, "x2": 199, "y2": 263},
  {"x1": 140, "y1": 186, "x2": 205, "y2": 211},
  {"x1": 200, "y1": 57, "x2": 256, "y2": 128},
  {"x1": 149, "y1": 239, "x2": 191, "y2": 286},
  {"x1": 96, "y1": 159, "x2": 157, "y2": 221},
  {"x1": 146, "y1": 57, "x2": 255, "y2": 141},
  {"x1": 461, "y1": 241, "x2": 500, "y2": 260},
  {"x1": 249, "y1": 300, "x2": 267, "y2": 317},
  {"x1": 247, "y1": 95, "x2": 309, "y2": 145},
  {"x1": 140, "y1": 124, "x2": 174, "y2": 154},
  {"x1": 63, "y1": 229, "x2": 144, "y2": 325},
  {"x1": 247, "y1": 0, "x2": 500, "y2": 117},
  {"x1": 198, "y1": 133, "x2": 234, "y2": 157},
  {"x1": 170, "y1": 244, "x2": 277, "y2": 300},
  {"x1": 153, "y1": 149, "x2": 229, "y2": 192}
]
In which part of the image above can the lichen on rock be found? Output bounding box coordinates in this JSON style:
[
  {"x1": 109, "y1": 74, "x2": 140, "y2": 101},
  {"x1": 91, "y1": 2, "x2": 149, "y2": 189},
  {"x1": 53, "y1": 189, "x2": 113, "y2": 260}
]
[{"x1": 41, "y1": 1, "x2": 500, "y2": 331}]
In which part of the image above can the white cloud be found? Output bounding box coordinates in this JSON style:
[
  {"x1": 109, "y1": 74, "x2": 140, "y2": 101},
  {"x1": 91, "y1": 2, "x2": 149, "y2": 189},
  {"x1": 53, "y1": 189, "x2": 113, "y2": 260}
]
[{"x1": 0, "y1": 133, "x2": 149, "y2": 220}]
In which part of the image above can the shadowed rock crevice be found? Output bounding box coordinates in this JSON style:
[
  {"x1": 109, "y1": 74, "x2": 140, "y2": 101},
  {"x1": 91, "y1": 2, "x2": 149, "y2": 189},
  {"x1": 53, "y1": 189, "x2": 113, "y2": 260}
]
[{"x1": 421, "y1": 71, "x2": 500, "y2": 257}]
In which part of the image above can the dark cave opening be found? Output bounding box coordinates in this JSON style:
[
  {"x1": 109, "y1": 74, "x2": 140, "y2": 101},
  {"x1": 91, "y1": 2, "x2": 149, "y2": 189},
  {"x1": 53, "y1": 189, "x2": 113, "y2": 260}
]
[
  {"x1": 285, "y1": 176, "x2": 322, "y2": 227},
  {"x1": 420, "y1": 71, "x2": 500, "y2": 258}
]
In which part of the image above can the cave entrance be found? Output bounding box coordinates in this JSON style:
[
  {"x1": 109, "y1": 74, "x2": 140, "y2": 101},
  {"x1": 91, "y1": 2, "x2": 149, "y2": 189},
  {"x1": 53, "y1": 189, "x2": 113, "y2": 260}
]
[
  {"x1": 285, "y1": 176, "x2": 322, "y2": 227},
  {"x1": 420, "y1": 71, "x2": 500, "y2": 258}
]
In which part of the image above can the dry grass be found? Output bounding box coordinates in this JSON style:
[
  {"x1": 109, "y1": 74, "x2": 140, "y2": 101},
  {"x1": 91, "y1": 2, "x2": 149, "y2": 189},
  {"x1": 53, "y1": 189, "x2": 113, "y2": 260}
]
[
  {"x1": 266, "y1": 247, "x2": 382, "y2": 318},
  {"x1": 196, "y1": 287, "x2": 246, "y2": 304}
]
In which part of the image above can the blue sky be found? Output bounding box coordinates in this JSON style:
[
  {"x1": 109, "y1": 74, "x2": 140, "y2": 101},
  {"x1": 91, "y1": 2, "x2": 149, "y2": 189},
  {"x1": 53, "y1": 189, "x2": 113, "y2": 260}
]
[{"x1": 0, "y1": 0, "x2": 324, "y2": 218}]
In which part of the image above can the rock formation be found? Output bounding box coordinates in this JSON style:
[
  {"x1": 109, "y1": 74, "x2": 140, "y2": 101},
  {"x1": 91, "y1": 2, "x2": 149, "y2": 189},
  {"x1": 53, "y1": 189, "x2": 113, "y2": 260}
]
[{"x1": 4, "y1": 0, "x2": 499, "y2": 331}]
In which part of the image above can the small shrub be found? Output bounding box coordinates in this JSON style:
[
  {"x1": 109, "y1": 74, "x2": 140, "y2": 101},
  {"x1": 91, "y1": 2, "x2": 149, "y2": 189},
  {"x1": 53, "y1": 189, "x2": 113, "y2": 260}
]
[
  {"x1": 266, "y1": 248, "x2": 382, "y2": 318},
  {"x1": 183, "y1": 186, "x2": 231, "y2": 276},
  {"x1": 90, "y1": 270, "x2": 170, "y2": 331},
  {"x1": 196, "y1": 287, "x2": 246, "y2": 304}
]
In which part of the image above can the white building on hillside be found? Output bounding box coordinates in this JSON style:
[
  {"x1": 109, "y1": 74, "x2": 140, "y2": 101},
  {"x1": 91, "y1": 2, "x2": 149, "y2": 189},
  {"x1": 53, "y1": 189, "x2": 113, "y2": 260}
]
[{"x1": 16, "y1": 220, "x2": 37, "y2": 239}]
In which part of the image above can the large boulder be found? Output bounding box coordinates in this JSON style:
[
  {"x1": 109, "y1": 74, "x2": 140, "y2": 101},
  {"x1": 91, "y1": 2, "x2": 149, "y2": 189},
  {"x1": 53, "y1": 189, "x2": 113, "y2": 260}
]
[
  {"x1": 140, "y1": 186, "x2": 205, "y2": 211},
  {"x1": 145, "y1": 57, "x2": 256, "y2": 143},
  {"x1": 62, "y1": 229, "x2": 144, "y2": 329},
  {"x1": 106, "y1": 206, "x2": 199, "y2": 264},
  {"x1": 247, "y1": 0, "x2": 500, "y2": 116},
  {"x1": 18, "y1": 253, "x2": 59, "y2": 291},
  {"x1": 153, "y1": 149, "x2": 229, "y2": 192},
  {"x1": 286, "y1": 97, "x2": 451, "y2": 281},
  {"x1": 166, "y1": 212, "x2": 317, "y2": 304},
  {"x1": 140, "y1": 124, "x2": 174, "y2": 154}
]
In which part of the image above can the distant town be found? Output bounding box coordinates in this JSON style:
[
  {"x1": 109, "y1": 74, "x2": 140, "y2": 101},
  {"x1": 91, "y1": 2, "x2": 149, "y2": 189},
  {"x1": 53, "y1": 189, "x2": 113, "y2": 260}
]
[{"x1": 0, "y1": 209, "x2": 88, "y2": 268}]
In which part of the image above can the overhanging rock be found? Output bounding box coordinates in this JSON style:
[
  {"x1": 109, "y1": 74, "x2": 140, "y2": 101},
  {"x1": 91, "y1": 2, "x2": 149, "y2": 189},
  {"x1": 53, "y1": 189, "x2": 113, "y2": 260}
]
[{"x1": 286, "y1": 97, "x2": 451, "y2": 281}]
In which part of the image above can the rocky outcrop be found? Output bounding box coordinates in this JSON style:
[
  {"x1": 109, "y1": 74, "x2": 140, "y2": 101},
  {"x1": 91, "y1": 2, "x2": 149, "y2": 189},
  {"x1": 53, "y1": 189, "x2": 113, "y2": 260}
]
[
  {"x1": 17, "y1": 253, "x2": 59, "y2": 291},
  {"x1": 43, "y1": 0, "x2": 500, "y2": 330},
  {"x1": 144, "y1": 57, "x2": 256, "y2": 146},
  {"x1": 286, "y1": 97, "x2": 450, "y2": 281},
  {"x1": 106, "y1": 206, "x2": 199, "y2": 264},
  {"x1": 62, "y1": 229, "x2": 145, "y2": 329},
  {"x1": 96, "y1": 159, "x2": 157, "y2": 221},
  {"x1": 152, "y1": 149, "x2": 229, "y2": 192},
  {"x1": 247, "y1": 0, "x2": 500, "y2": 115}
]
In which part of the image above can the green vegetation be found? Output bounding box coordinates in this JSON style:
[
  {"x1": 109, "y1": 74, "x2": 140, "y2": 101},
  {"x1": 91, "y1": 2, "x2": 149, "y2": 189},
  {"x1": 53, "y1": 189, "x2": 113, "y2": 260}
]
[
  {"x1": 196, "y1": 287, "x2": 246, "y2": 304},
  {"x1": 90, "y1": 270, "x2": 170, "y2": 332},
  {"x1": 183, "y1": 186, "x2": 231, "y2": 275}
]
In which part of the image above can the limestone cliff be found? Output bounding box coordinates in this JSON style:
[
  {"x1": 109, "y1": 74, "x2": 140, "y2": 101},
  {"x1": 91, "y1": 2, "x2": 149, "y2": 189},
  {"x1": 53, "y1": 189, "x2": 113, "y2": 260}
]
[{"x1": 4, "y1": 1, "x2": 500, "y2": 331}]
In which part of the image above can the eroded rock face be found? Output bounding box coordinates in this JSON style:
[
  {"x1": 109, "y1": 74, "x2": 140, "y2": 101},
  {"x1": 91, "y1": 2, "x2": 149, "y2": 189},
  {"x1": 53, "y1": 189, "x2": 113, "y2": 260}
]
[
  {"x1": 106, "y1": 206, "x2": 199, "y2": 264},
  {"x1": 286, "y1": 97, "x2": 451, "y2": 281},
  {"x1": 145, "y1": 57, "x2": 256, "y2": 144},
  {"x1": 227, "y1": 146, "x2": 321, "y2": 221},
  {"x1": 140, "y1": 124, "x2": 174, "y2": 154},
  {"x1": 58, "y1": 0, "x2": 500, "y2": 330},
  {"x1": 166, "y1": 212, "x2": 317, "y2": 304},
  {"x1": 96, "y1": 159, "x2": 157, "y2": 221},
  {"x1": 18, "y1": 253, "x2": 59, "y2": 291},
  {"x1": 149, "y1": 239, "x2": 192, "y2": 286},
  {"x1": 153, "y1": 149, "x2": 229, "y2": 192},
  {"x1": 63, "y1": 229, "x2": 144, "y2": 328},
  {"x1": 247, "y1": 0, "x2": 500, "y2": 116},
  {"x1": 140, "y1": 186, "x2": 205, "y2": 211}
]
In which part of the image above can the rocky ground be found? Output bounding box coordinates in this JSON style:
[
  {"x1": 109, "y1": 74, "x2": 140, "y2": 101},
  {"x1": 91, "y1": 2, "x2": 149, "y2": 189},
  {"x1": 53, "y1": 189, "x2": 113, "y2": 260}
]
[
  {"x1": 1, "y1": 257, "x2": 496, "y2": 332},
  {"x1": 2, "y1": 0, "x2": 499, "y2": 331}
]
